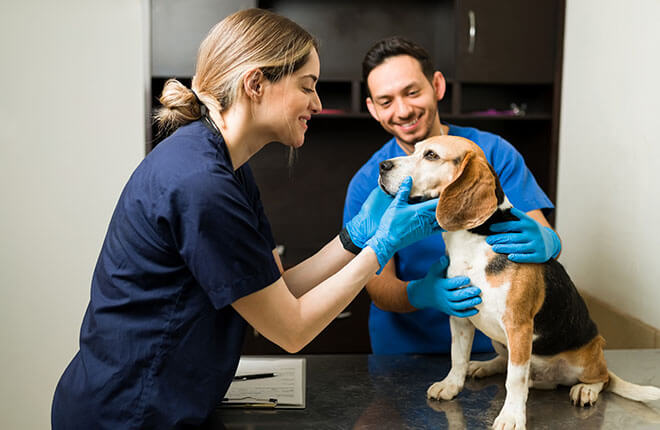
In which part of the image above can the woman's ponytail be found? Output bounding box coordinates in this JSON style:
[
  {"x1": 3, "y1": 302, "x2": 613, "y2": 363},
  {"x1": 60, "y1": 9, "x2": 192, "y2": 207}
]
[{"x1": 154, "y1": 79, "x2": 202, "y2": 135}]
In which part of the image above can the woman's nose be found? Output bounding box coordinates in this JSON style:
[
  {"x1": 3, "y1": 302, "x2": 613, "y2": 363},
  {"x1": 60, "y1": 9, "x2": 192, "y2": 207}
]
[{"x1": 310, "y1": 91, "x2": 322, "y2": 114}]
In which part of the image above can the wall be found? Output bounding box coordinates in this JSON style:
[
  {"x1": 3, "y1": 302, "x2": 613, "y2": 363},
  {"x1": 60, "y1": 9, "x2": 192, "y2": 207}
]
[
  {"x1": 558, "y1": 0, "x2": 660, "y2": 330},
  {"x1": 0, "y1": 1, "x2": 146, "y2": 429}
]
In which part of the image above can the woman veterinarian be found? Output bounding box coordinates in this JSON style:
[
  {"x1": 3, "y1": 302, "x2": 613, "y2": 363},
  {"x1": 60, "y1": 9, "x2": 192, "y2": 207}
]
[{"x1": 51, "y1": 8, "x2": 441, "y2": 430}]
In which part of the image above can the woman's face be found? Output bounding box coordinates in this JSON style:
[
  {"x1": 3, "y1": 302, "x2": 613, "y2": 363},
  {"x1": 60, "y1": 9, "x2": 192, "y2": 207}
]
[{"x1": 262, "y1": 49, "x2": 322, "y2": 148}]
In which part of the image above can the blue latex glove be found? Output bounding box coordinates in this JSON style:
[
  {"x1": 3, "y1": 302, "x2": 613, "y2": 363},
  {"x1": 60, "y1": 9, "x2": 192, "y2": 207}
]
[
  {"x1": 407, "y1": 256, "x2": 482, "y2": 317},
  {"x1": 344, "y1": 187, "x2": 394, "y2": 248},
  {"x1": 487, "y1": 207, "x2": 561, "y2": 263},
  {"x1": 365, "y1": 177, "x2": 443, "y2": 270}
]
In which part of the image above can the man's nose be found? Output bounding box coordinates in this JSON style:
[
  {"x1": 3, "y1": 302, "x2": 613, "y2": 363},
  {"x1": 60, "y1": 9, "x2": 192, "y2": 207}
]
[
  {"x1": 394, "y1": 99, "x2": 413, "y2": 118},
  {"x1": 380, "y1": 160, "x2": 394, "y2": 173}
]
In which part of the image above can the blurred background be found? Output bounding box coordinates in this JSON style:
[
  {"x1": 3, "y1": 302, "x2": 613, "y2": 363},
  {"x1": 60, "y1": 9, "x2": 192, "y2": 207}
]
[{"x1": 1, "y1": 1, "x2": 659, "y2": 428}]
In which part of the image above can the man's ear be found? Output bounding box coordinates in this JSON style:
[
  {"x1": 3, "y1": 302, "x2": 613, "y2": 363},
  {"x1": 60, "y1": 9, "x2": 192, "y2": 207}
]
[
  {"x1": 366, "y1": 97, "x2": 380, "y2": 121},
  {"x1": 243, "y1": 69, "x2": 265, "y2": 100},
  {"x1": 432, "y1": 71, "x2": 446, "y2": 101}
]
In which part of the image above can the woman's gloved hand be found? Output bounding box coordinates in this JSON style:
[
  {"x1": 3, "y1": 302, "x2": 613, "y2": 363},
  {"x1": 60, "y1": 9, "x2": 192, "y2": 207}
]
[
  {"x1": 487, "y1": 207, "x2": 561, "y2": 263},
  {"x1": 344, "y1": 187, "x2": 394, "y2": 249},
  {"x1": 407, "y1": 256, "x2": 481, "y2": 317},
  {"x1": 365, "y1": 177, "x2": 443, "y2": 271}
]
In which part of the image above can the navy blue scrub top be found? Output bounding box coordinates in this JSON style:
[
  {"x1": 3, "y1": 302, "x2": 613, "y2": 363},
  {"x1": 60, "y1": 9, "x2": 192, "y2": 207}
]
[{"x1": 52, "y1": 120, "x2": 281, "y2": 429}]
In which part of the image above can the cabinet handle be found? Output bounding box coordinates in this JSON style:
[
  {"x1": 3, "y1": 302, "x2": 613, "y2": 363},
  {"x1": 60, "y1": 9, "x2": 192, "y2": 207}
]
[{"x1": 468, "y1": 10, "x2": 476, "y2": 54}]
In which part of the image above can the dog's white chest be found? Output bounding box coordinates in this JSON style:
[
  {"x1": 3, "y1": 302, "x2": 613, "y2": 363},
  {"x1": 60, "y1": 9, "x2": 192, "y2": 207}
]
[{"x1": 443, "y1": 231, "x2": 509, "y2": 345}]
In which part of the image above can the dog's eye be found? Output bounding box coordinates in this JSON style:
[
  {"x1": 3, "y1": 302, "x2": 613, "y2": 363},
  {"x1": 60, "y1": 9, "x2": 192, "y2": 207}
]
[{"x1": 424, "y1": 150, "x2": 439, "y2": 160}]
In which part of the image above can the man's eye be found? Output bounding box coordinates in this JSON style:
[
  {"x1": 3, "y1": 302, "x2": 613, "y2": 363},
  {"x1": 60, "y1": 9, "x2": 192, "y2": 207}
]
[
  {"x1": 380, "y1": 100, "x2": 391, "y2": 107},
  {"x1": 424, "y1": 150, "x2": 439, "y2": 160},
  {"x1": 303, "y1": 87, "x2": 314, "y2": 94}
]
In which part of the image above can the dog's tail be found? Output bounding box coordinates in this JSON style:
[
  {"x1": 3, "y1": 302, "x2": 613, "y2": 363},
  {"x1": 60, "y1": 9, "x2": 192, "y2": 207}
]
[{"x1": 606, "y1": 370, "x2": 660, "y2": 402}]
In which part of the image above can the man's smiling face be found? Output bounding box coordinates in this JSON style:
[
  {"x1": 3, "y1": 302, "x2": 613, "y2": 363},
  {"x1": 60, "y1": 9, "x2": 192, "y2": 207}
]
[{"x1": 365, "y1": 55, "x2": 445, "y2": 153}]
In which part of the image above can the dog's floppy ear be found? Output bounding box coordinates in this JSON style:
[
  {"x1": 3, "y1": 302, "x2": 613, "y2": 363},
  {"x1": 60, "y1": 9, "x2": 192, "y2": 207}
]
[{"x1": 435, "y1": 151, "x2": 498, "y2": 231}]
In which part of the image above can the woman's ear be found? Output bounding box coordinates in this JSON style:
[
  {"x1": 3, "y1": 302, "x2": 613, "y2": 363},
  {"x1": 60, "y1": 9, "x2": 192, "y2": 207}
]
[
  {"x1": 435, "y1": 151, "x2": 498, "y2": 231},
  {"x1": 243, "y1": 69, "x2": 265, "y2": 100}
]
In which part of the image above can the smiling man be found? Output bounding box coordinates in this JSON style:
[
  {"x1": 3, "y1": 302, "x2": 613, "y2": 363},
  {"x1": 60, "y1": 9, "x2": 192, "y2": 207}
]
[{"x1": 342, "y1": 36, "x2": 561, "y2": 355}]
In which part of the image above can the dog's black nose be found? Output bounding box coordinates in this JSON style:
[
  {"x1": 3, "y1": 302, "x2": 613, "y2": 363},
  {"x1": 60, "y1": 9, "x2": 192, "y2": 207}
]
[{"x1": 380, "y1": 160, "x2": 394, "y2": 172}]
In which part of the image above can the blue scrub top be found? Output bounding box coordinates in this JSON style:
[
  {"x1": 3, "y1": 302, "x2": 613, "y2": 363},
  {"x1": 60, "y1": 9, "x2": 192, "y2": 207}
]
[
  {"x1": 52, "y1": 120, "x2": 281, "y2": 429},
  {"x1": 343, "y1": 124, "x2": 554, "y2": 355}
]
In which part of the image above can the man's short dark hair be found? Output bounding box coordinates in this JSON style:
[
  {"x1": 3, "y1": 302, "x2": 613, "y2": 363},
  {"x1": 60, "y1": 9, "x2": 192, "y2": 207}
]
[{"x1": 362, "y1": 36, "x2": 435, "y2": 96}]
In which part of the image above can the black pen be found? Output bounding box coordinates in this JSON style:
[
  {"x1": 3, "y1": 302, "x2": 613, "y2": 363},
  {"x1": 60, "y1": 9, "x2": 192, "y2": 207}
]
[{"x1": 233, "y1": 372, "x2": 277, "y2": 381}]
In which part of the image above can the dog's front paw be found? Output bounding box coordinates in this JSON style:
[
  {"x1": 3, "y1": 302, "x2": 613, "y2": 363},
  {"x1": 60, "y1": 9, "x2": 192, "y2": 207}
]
[
  {"x1": 468, "y1": 357, "x2": 506, "y2": 378},
  {"x1": 427, "y1": 378, "x2": 463, "y2": 400},
  {"x1": 492, "y1": 409, "x2": 526, "y2": 430}
]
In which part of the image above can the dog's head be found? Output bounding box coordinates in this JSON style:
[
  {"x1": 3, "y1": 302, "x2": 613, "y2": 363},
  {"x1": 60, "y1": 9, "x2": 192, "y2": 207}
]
[{"x1": 379, "y1": 136, "x2": 502, "y2": 231}]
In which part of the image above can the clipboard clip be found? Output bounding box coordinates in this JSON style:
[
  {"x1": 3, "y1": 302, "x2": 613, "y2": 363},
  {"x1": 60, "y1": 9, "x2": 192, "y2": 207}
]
[{"x1": 220, "y1": 396, "x2": 279, "y2": 408}]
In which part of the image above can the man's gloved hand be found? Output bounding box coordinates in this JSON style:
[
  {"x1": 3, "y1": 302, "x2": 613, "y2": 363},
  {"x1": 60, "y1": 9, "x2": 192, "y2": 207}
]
[
  {"x1": 344, "y1": 187, "x2": 394, "y2": 249},
  {"x1": 407, "y1": 256, "x2": 481, "y2": 317},
  {"x1": 487, "y1": 207, "x2": 561, "y2": 263},
  {"x1": 365, "y1": 177, "x2": 443, "y2": 271}
]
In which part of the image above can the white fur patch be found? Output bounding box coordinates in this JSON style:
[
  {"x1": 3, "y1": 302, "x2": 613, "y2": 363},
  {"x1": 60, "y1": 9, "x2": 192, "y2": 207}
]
[
  {"x1": 494, "y1": 362, "x2": 529, "y2": 429},
  {"x1": 443, "y1": 230, "x2": 509, "y2": 345}
]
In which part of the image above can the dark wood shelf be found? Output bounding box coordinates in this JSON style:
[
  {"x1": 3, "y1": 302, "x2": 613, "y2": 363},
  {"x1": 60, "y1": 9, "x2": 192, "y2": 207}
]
[
  {"x1": 313, "y1": 112, "x2": 552, "y2": 121},
  {"x1": 450, "y1": 114, "x2": 553, "y2": 121},
  {"x1": 151, "y1": 0, "x2": 566, "y2": 355}
]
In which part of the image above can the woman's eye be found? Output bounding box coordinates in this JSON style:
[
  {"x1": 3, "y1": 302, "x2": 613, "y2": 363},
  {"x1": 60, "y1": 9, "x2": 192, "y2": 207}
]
[{"x1": 424, "y1": 151, "x2": 439, "y2": 160}]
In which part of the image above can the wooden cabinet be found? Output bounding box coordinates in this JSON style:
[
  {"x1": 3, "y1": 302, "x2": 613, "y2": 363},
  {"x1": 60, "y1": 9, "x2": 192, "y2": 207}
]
[
  {"x1": 150, "y1": 0, "x2": 566, "y2": 354},
  {"x1": 151, "y1": 0, "x2": 256, "y2": 77},
  {"x1": 454, "y1": 0, "x2": 558, "y2": 83}
]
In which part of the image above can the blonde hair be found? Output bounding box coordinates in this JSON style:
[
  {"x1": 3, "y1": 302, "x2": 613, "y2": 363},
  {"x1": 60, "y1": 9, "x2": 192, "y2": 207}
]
[{"x1": 155, "y1": 8, "x2": 319, "y2": 135}]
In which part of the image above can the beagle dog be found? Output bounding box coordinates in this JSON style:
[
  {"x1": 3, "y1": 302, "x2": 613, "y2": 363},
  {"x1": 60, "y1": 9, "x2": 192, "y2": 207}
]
[{"x1": 378, "y1": 136, "x2": 660, "y2": 430}]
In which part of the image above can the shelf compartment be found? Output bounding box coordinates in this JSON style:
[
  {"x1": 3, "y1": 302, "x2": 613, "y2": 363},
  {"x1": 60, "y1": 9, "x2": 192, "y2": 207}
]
[{"x1": 460, "y1": 83, "x2": 554, "y2": 118}]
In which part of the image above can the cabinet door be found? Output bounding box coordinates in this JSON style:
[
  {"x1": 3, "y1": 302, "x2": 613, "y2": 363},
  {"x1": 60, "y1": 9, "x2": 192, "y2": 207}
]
[
  {"x1": 455, "y1": 0, "x2": 559, "y2": 83},
  {"x1": 151, "y1": 0, "x2": 256, "y2": 77}
]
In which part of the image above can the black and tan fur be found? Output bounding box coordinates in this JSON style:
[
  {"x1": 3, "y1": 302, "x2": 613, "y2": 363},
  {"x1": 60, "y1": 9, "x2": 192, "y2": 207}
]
[{"x1": 378, "y1": 136, "x2": 660, "y2": 430}]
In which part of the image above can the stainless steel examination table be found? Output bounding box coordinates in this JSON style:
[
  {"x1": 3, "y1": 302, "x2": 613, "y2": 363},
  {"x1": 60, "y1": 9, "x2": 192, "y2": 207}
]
[{"x1": 210, "y1": 350, "x2": 660, "y2": 429}]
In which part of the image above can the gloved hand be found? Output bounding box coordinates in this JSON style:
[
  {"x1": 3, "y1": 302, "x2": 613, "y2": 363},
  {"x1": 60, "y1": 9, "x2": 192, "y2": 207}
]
[
  {"x1": 365, "y1": 177, "x2": 443, "y2": 271},
  {"x1": 487, "y1": 207, "x2": 561, "y2": 263},
  {"x1": 407, "y1": 256, "x2": 481, "y2": 317},
  {"x1": 344, "y1": 186, "x2": 394, "y2": 248}
]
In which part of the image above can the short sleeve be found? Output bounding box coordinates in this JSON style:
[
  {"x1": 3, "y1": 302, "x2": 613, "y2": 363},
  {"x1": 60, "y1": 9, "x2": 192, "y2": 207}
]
[
  {"x1": 164, "y1": 170, "x2": 281, "y2": 309},
  {"x1": 489, "y1": 137, "x2": 554, "y2": 216},
  {"x1": 342, "y1": 173, "x2": 373, "y2": 227},
  {"x1": 342, "y1": 146, "x2": 392, "y2": 227}
]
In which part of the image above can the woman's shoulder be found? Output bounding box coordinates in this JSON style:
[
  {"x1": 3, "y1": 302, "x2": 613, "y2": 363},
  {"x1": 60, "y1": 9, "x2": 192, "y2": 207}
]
[{"x1": 123, "y1": 125, "x2": 236, "y2": 209}]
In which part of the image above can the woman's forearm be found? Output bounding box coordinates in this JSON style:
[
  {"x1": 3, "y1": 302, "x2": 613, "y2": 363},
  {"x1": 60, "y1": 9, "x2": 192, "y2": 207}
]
[
  {"x1": 282, "y1": 235, "x2": 356, "y2": 298},
  {"x1": 232, "y1": 247, "x2": 379, "y2": 353},
  {"x1": 289, "y1": 248, "x2": 379, "y2": 350}
]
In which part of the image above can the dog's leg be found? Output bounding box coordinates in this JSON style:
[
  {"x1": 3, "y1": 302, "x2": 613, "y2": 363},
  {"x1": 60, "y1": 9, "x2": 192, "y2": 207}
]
[
  {"x1": 468, "y1": 340, "x2": 507, "y2": 378},
  {"x1": 428, "y1": 316, "x2": 475, "y2": 400},
  {"x1": 493, "y1": 322, "x2": 533, "y2": 430},
  {"x1": 568, "y1": 335, "x2": 609, "y2": 406}
]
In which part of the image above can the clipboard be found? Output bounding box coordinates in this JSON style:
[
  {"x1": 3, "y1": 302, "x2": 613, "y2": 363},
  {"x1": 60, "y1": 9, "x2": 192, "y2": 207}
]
[{"x1": 220, "y1": 357, "x2": 306, "y2": 409}]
